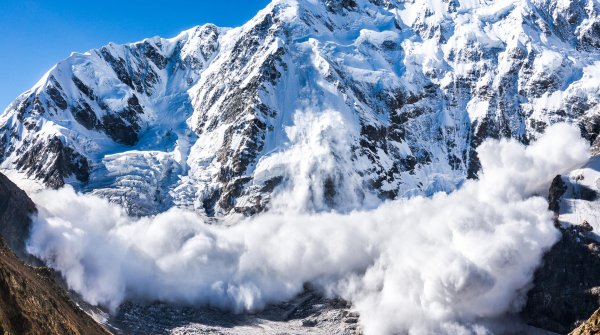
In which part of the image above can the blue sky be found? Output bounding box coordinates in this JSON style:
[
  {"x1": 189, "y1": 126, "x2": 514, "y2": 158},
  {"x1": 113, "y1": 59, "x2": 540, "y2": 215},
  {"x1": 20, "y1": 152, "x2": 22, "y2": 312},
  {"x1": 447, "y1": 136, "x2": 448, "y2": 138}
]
[{"x1": 0, "y1": 0, "x2": 270, "y2": 110}]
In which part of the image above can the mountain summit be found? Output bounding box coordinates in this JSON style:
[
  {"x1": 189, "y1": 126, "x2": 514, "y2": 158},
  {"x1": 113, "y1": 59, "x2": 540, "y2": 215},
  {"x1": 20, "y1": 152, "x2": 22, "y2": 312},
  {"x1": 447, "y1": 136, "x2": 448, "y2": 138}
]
[{"x1": 2, "y1": 0, "x2": 600, "y2": 216}]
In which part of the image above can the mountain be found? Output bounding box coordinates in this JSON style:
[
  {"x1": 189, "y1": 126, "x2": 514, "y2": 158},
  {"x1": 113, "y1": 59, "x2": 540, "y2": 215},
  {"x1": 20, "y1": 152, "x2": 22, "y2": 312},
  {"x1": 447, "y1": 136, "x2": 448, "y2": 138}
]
[
  {"x1": 2, "y1": 0, "x2": 600, "y2": 216},
  {"x1": 0, "y1": 172, "x2": 109, "y2": 335},
  {"x1": 4, "y1": 1, "x2": 600, "y2": 333}
]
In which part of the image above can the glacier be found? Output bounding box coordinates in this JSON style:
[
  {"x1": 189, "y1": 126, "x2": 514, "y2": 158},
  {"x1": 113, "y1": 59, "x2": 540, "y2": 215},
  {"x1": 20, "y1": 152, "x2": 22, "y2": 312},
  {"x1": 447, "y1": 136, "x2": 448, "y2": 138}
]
[{"x1": 2, "y1": 0, "x2": 600, "y2": 217}]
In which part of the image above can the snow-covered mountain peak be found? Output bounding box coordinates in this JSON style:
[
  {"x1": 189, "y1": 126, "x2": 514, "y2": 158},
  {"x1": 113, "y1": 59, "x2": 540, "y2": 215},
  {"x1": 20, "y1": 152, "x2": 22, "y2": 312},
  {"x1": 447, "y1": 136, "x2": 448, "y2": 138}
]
[{"x1": 2, "y1": 0, "x2": 600, "y2": 216}]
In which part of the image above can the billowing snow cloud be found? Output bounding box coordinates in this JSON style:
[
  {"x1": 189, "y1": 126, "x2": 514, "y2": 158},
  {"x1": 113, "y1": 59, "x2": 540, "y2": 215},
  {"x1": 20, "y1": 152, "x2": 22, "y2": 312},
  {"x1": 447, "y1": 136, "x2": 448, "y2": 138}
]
[{"x1": 26, "y1": 122, "x2": 589, "y2": 334}]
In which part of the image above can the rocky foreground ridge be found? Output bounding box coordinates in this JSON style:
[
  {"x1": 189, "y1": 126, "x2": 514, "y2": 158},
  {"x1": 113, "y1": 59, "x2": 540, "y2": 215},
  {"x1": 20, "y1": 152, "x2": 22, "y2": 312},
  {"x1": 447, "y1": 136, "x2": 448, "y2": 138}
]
[{"x1": 0, "y1": 173, "x2": 109, "y2": 335}]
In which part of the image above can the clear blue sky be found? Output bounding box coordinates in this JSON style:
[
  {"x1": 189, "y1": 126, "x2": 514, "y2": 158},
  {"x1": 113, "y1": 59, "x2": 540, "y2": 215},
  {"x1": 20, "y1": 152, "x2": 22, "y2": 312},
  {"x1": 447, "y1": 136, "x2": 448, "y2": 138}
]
[{"x1": 0, "y1": 0, "x2": 271, "y2": 110}]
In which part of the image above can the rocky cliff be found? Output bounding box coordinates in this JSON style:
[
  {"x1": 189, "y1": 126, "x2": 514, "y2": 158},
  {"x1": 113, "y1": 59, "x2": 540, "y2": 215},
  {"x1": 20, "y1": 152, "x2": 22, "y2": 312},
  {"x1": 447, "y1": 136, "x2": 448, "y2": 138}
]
[
  {"x1": 0, "y1": 173, "x2": 109, "y2": 335},
  {"x1": 0, "y1": 172, "x2": 36, "y2": 260},
  {"x1": 0, "y1": 237, "x2": 110, "y2": 335}
]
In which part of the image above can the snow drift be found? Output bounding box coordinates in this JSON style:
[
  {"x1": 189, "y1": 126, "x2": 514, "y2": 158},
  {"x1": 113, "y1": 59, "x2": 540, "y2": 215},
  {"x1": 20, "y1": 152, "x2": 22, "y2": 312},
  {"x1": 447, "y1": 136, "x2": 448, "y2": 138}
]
[{"x1": 26, "y1": 123, "x2": 589, "y2": 334}]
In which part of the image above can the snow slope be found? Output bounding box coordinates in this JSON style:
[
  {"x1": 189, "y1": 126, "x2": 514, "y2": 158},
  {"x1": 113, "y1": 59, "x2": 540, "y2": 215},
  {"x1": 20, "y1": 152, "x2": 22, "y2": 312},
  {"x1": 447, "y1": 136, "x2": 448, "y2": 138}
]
[{"x1": 2, "y1": 0, "x2": 600, "y2": 216}]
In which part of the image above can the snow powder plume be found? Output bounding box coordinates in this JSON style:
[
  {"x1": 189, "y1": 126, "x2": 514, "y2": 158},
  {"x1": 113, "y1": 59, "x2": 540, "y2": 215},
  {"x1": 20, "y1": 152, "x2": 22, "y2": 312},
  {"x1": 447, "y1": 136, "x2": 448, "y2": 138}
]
[
  {"x1": 257, "y1": 109, "x2": 380, "y2": 213},
  {"x1": 26, "y1": 123, "x2": 588, "y2": 334}
]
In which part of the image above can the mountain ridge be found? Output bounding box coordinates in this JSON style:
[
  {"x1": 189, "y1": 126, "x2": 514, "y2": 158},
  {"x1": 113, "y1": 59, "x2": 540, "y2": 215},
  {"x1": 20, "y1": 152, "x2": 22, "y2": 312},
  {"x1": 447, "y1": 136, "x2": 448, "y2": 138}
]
[{"x1": 2, "y1": 0, "x2": 600, "y2": 217}]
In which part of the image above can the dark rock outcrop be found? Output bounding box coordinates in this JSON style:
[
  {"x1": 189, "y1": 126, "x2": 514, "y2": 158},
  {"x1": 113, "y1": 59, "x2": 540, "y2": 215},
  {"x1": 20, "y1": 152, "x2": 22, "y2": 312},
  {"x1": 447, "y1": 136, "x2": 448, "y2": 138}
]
[
  {"x1": 14, "y1": 136, "x2": 89, "y2": 189},
  {"x1": 548, "y1": 175, "x2": 568, "y2": 215},
  {"x1": 522, "y1": 174, "x2": 600, "y2": 333},
  {"x1": 523, "y1": 224, "x2": 600, "y2": 333},
  {"x1": 0, "y1": 237, "x2": 110, "y2": 335},
  {"x1": 0, "y1": 172, "x2": 37, "y2": 259},
  {"x1": 0, "y1": 172, "x2": 110, "y2": 334},
  {"x1": 570, "y1": 308, "x2": 600, "y2": 335}
]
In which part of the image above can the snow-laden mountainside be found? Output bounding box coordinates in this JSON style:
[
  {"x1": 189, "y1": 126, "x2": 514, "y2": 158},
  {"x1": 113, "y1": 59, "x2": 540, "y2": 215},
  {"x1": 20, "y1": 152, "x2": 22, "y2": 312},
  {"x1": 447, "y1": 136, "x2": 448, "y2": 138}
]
[{"x1": 2, "y1": 0, "x2": 600, "y2": 216}]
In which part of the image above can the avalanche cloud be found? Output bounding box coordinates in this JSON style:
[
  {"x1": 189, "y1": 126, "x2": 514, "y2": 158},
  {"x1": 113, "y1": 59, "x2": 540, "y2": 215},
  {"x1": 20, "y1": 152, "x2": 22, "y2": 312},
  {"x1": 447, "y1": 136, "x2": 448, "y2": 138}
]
[{"x1": 27, "y1": 123, "x2": 588, "y2": 334}]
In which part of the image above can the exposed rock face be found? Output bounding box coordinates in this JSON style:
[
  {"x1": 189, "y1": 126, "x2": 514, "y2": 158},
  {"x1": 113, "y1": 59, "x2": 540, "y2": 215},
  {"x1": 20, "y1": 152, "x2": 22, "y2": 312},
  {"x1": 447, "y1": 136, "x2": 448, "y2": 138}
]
[
  {"x1": 523, "y1": 223, "x2": 600, "y2": 334},
  {"x1": 524, "y1": 170, "x2": 600, "y2": 333},
  {"x1": 547, "y1": 175, "x2": 567, "y2": 215},
  {"x1": 14, "y1": 136, "x2": 89, "y2": 189},
  {"x1": 0, "y1": 172, "x2": 36, "y2": 259},
  {"x1": 0, "y1": 237, "x2": 110, "y2": 335},
  {"x1": 3, "y1": 0, "x2": 600, "y2": 216},
  {"x1": 570, "y1": 308, "x2": 600, "y2": 335},
  {"x1": 0, "y1": 172, "x2": 109, "y2": 334}
]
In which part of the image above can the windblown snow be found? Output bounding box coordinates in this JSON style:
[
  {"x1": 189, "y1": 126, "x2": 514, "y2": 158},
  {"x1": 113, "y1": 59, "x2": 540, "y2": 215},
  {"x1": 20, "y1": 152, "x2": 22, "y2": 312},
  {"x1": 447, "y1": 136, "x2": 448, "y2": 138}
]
[{"x1": 26, "y1": 123, "x2": 589, "y2": 335}]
